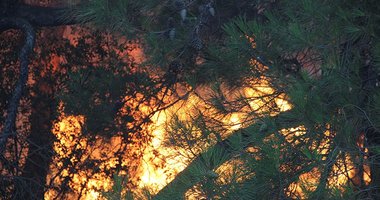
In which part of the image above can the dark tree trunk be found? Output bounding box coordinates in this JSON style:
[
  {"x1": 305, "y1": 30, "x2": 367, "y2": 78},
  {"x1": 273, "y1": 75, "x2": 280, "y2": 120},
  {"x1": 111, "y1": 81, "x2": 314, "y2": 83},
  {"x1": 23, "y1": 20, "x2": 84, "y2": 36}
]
[
  {"x1": 13, "y1": 78, "x2": 57, "y2": 199},
  {"x1": 0, "y1": 1, "x2": 81, "y2": 198},
  {"x1": 366, "y1": 127, "x2": 380, "y2": 198},
  {"x1": 359, "y1": 38, "x2": 380, "y2": 199}
]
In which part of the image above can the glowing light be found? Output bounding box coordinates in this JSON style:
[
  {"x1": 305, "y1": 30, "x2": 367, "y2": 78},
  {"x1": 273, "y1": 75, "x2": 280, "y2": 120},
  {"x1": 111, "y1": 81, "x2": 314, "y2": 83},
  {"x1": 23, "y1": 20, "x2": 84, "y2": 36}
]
[
  {"x1": 43, "y1": 26, "x2": 369, "y2": 200},
  {"x1": 226, "y1": 113, "x2": 242, "y2": 131},
  {"x1": 283, "y1": 127, "x2": 371, "y2": 198},
  {"x1": 45, "y1": 77, "x2": 294, "y2": 199},
  {"x1": 136, "y1": 79, "x2": 293, "y2": 194},
  {"x1": 46, "y1": 103, "x2": 116, "y2": 200}
]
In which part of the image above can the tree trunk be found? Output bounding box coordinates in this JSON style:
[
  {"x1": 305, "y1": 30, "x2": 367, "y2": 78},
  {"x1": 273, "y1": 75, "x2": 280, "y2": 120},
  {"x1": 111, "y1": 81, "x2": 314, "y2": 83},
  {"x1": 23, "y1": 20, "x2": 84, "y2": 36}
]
[
  {"x1": 8, "y1": 1, "x2": 72, "y2": 198},
  {"x1": 13, "y1": 78, "x2": 56, "y2": 199}
]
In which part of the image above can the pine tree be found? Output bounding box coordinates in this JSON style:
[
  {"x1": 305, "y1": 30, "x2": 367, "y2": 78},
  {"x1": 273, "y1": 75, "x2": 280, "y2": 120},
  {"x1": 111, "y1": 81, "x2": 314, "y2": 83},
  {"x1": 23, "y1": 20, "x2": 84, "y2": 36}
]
[
  {"x1": 70, "y1": 0, "x2": 379, "y2": 199},
  {"x1": 1, "y1": 0, "x2": 379, "y2": 199},
  {"x1": 153, "y1": 1, "x2": 379, "y2": 198}
]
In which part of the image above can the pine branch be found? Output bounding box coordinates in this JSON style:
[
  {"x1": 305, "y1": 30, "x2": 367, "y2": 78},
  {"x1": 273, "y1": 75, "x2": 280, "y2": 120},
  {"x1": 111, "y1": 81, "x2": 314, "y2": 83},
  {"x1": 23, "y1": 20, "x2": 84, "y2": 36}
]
[{"x1": 153, "y1": 110, "x2": 301, "y2": 199}]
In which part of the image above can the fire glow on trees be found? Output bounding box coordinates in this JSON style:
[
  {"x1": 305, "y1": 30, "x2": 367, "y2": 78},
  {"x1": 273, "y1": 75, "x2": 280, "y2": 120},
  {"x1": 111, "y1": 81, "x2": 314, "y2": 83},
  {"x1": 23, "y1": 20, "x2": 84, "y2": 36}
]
[
  {"x1": 1, "y1": 24, "x2": 373, "y2": 200},
  {"x1": 1, "y1": 1, "x2": 377, "y2": 199},
  {"x1": 44, "y1": 53, "x2": 370, "y2": 199},
  {"x1": 41, "y1": 23, "x2": 371, "y2": 199},
  {"x1": 46, "y1": 81, "x2": 294, "y2": 199},
  {"x1": 40, "y1": 27, "x2": 295, "y2": 197}
]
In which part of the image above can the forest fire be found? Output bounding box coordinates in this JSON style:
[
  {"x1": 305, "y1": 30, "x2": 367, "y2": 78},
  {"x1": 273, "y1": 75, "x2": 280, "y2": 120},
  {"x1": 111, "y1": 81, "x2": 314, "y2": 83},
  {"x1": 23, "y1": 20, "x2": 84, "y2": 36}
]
[
  {"x1": 46, "y1": 93, "x2": 372, "y2": 199},
  {"x1": 1, "y1": 27, "x2": 372, "y2": 200},
  {"x1": 42, "y1": 27, "x2": 371, "y2": 199},
  {"x1": 45, "y1": 105, "x2": 111, "y2": 199},
  {"x1": 1, "y1": 1, "x2": 378, "y2": 199},
  {"x1": 283, "y1": 127, "x2": 371, "y2": 198},
  {"x1": 45, "y1": 76, "x2": 295, "y2": 199}
]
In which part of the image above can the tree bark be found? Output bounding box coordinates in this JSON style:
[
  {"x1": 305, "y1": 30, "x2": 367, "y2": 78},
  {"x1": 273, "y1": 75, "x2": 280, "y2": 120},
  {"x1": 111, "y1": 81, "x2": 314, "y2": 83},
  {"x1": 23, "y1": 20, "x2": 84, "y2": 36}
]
[
  {"x1": 0, "y1": 1, "x2": 82, "y2": 198},
  {"x1": 0, "y1": 0, "x2": 82, "y2": 158},
  {"x1": 13, "y1": 81, "x2": 56, "y2": 199},
  {"x1": 0, "y1": 17, "x2": 35, "y2": 154}
]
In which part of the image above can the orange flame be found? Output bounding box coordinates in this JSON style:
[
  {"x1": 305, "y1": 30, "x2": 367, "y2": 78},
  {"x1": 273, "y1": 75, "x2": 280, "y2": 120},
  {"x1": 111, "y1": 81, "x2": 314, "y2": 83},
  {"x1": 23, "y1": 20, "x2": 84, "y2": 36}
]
[{"x1": 44, "y1": 28, "x2": 369, "y2": 200}]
